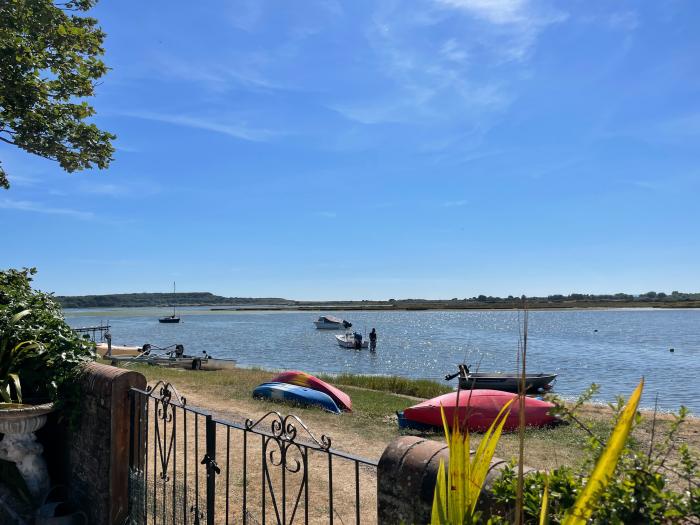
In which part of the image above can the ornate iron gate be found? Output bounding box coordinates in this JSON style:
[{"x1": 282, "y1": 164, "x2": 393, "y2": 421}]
[{"x1": 127, "y1": 382, "x2": 378, "y2": 524}]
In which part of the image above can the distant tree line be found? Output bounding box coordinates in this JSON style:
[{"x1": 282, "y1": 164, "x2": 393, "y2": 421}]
[
  {"x1": 57, "y1": 292, "x2": 294, "y2": 308},
  {"x1": 56, "y1": 290, "x2": 700, "y2": 308}
]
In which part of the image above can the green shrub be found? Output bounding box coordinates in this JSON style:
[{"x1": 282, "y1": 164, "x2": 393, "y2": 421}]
[
  {"x1": 0, "y1": 268, "x2": 93, "y2": 419},
  {"x1": 487, "y1": 389, "x2": 700, "y2": 524}
]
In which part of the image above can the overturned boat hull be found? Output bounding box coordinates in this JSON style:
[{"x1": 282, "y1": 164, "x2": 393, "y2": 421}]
[
  {"x1": 403, "y1": 389, "x2": 557, "y2": 432},
  {"x1": 253, "y1": 382, "x2": 341, "y2": 413}
]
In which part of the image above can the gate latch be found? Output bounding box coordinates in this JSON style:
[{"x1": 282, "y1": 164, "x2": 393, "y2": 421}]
[{"x1": 200, "y1": 454, "x2": 220, "y2": 477}]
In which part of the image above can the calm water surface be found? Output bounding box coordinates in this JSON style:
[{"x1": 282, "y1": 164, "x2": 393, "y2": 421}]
[{"x1": 65, "y1": 307, "x2": 700, "y2": 413}]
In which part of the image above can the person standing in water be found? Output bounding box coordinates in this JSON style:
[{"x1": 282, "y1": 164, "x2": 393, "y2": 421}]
[{"x1": 369, "y1": 328, "x2": 377, "y2": 351}]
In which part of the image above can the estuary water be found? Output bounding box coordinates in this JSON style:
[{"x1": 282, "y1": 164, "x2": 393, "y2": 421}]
[{"x1": 65, "y1": 307, "x2": 700, "y2": 413}]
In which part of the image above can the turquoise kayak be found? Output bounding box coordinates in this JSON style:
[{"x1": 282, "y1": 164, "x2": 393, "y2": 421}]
[{"x1": 252, "y1": 382, "x2": 341, "y2": 414}]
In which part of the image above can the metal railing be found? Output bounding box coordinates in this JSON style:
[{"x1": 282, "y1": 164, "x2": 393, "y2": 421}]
[{"x1": 128, "y1": 382, "x2": 378, "y2": 525}]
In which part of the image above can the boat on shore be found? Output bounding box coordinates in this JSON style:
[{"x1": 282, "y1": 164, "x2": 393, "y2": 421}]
[
  {"x1": 253, "y1": 382, "x2": 341, "y2": 413},
  {"x1": 402, "y1": 389, "x2": 557, "y2": 432},
  {"x1": 314, "y1": 315, "x2": 352, "y2": 330},
  {"x1": 270, "y1": 370, "x2": 352, "y2": 411},
  {"x1": 95, "y1": 342, "x2": 143, "y2": 358},
  {"x1": 445, "y1": 365, "x2": 556, "y2": 394},
  {"x1": 109, "y1": 344, "x2": 236, "y2": 371},
  {"x1": 335, "y1": 332, "x2": 369, "y2": 349}
]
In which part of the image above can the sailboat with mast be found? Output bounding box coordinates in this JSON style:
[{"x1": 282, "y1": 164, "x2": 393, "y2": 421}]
[{"x1": 159, "y1": 282, "x2": 181, "y2": 323}]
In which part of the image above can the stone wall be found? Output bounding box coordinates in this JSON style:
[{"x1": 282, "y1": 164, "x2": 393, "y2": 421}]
[
  {"x1": 377, "y1": 436, "x2": 533, "y2": 524},
  {"x1": 66, "y1": 363, "x2": 146, "y2": 525}
]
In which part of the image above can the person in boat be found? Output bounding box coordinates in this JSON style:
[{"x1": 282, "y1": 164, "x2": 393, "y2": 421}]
[
  {"x1": 353, "y1": 332, "x2": 363, "y2": 349},
  {"x1": 369, "y1": 328, "x2": 377, "y2": 351}
]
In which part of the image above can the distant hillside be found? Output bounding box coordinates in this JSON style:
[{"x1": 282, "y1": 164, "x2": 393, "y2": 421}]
[
  {"x1": 57, "y1": 292, "x2": 294, "y2": 308},
  {"x1": 56, "y1": 290, "x2": 700, "y2": 309}
]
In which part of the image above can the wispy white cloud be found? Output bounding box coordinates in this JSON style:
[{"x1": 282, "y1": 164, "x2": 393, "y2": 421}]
[
  {"x1": 330, "y1": 0, "x2": 563, "y2": 131},
  {"x1": 434, "y1": 0, "x2": 567, "y2": 61},
  {"x1": 436, "y1": 0, "x2": 530, "y2": 25},
  {"x1": 0, "y1": 199, "x2": 94, "y2": 220},
  {"x1": 152, "y1": 52, "x2": 280, "y2": 93},
  {"x1": 314, "y1": 211, "x2": 337, "y2": 218},
  {"x1": 118, "y1": 110, "x2": 277, "y2": 142}
]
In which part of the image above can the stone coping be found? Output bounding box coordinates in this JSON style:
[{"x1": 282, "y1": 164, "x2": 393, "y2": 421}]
[{"x1": 0, "y1": 402, "x2": 54, "y2": 420}]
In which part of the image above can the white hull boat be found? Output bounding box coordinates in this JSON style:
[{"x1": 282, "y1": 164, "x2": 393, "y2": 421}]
[
  {"x1": 108, "y1": 344, "x2": 236, "y2": 371},
  {"x1": 335, "y1": 333, "x2": 369, "y2": 349},
  {"x1": 314, "y1": 315, "x2": 352, "y2": 330},
  {"x1": 95, "y1": 342, "x2": 143, "y2": 357}
]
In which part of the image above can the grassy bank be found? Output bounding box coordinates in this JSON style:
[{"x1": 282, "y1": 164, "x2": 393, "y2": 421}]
[{"x1": 117, "y1": 363, "x2": 700, "y2": 474}]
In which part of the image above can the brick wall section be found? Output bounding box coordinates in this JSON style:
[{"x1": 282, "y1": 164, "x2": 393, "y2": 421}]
[
  {"x1": 377, "y1": 436, "x2": 534, "y2": 524},
  {"x1": 67, "y1": 363, "x2": 146, "y2": 525}
]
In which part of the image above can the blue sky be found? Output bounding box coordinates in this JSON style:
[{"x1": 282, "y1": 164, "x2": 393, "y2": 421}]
[{"x1": 1, "y1": 0, "x2": 699, "y2": 300}]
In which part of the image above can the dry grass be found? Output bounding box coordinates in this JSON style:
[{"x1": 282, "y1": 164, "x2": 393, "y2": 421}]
[{"x1": 119, "y1": 363, "x2": 700, "y2": 523}]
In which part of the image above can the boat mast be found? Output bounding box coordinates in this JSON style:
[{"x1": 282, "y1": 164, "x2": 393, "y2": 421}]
[{"x1": 172, "y1": 281, "x2": 176, "y2": 317}]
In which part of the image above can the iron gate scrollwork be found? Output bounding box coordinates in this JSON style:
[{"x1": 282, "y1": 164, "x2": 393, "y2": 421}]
[{"x1": 128, "y1": 382, "x2": 378, "y2": 525}]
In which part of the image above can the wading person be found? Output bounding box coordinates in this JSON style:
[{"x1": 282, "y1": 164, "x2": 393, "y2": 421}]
[{"x1": 369, "y1": 328, "x2": 377, "y2": 351}]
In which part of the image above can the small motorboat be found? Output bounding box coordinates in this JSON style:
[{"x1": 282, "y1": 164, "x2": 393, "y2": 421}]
[
  {"x1": 109, "y1": 344, "x2": 236, "y2": 371},
  {"x1": 253, "y1": 382, "x2": 341, "y2": 413},
  {"x1": 314, "y1": 315, "x2": 352, "y2": 330},
  {"x1": 269, "y1": 370, "x2": 352, "y2": 411},
  {"x1": 445, "y1": 365, "x2": 556, "y2": 394},
  {"x1": 95, "y1": 342, "x2": 143, "y2": 357},
  {"x1": 335, "y1": 332, "x2": 369, "y2": 349},
  {"x1": 402, "y1": 389, "x2": 557, "y2": 432}
]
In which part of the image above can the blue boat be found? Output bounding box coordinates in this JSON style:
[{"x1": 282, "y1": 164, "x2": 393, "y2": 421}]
[
  {"x1": 252, "y1": 382, "x2": 341, "y2": 414},
  {"x1": 396, "y1": 411, "x2": 441, "y2": 432}
]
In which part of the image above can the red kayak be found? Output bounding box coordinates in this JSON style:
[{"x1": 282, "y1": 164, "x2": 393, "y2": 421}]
[
  {"x1": 403, "y1": 389, "x2": 556, "y2": 432},
  {"x1": 270, "y1": 371, "x2": 352, "y2": 412}
]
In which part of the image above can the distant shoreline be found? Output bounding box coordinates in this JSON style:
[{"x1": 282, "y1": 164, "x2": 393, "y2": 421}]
[
  {"x1": 208, "y1": 302, "x2": 700, "y2": 312},
  {"x1": 57, "y1": 291, "x2": 700, "y2": 310}
]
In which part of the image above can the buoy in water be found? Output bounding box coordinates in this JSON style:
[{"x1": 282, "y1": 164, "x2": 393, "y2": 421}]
[
  {"x1": 593, "y1": 329, "x2": 598, "y2": 332},
  {"x1": 670, "y1": 348, "x2": 675, "y2": 353}
]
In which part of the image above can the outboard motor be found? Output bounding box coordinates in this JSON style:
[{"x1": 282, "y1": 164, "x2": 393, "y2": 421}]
[
  {"x1": 175, "y1": 344, "x2": 185, "y2": 358},
  {"x1": 343, "y1": 320, "x2": 352, "y2": 329},
  {"x1": 444, "y1": 364, "x2": 470, "y2": 381}
]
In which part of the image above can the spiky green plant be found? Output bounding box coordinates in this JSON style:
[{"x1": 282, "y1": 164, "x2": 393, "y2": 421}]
[
  {"x1": 0, "y1": 309, "x2": 43, "y2": 404},
  {"x1": 431, "y1": 398, "x2": 513, "y2": 524}
]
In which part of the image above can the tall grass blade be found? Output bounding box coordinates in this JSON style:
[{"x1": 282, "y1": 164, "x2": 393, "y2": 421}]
[
  {"x1": 539, "y1": 475, "x2": 549, "y2": 525},
  {"x1": 469, "y1": 399, "x2": 513, "y2": 513},
  {"x1": 563, "y1": 378, "x2": 644, "y2": 525}
]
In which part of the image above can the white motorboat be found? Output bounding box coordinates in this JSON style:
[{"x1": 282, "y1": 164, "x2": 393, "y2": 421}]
[
  {"x1": 95, "y1": 342, "x2": 143, "y2": 358},
  {"x1": 314, "y1": 315, "x2": 352, "y2": 330},
  {"x1": 335, "y1": 332, "x2": 369, "y2": 349},
  {"x1": 108, "y1": 344, "x2": 236, "y2": 371}
]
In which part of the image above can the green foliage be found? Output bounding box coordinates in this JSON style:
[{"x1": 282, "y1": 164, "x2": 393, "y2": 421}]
[
  {"x1": 0, "y1": 308, "x2": 43, "y2": 402},
  {"x1": 0, "y1": 268, "x2": 93, "y2": 419},
  {"x1": 431, "y1": 401, "x2": 513, "y2": 524},
  {"x1": 0, "y1": 0, "x2": 115, "y2": 189},
  {"x1": 488, "y1": 384, "x2": 700, "y2": 524}
]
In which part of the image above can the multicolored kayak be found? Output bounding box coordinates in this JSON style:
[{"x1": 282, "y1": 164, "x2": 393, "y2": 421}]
[
  {"x1": 252, "y1": 382, "x2": 341, "y2": 414},
  {"x1": 403, "y1": 389, "x2": 556, "y2": 432},
  {"x1": 269, "y1": 370, "x2": 352, "y2": 412}
]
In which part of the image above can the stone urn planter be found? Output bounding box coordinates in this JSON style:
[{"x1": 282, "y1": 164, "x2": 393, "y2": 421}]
[{"x1": 0, "y1": 402, "x2": 54, "y2": 499}]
